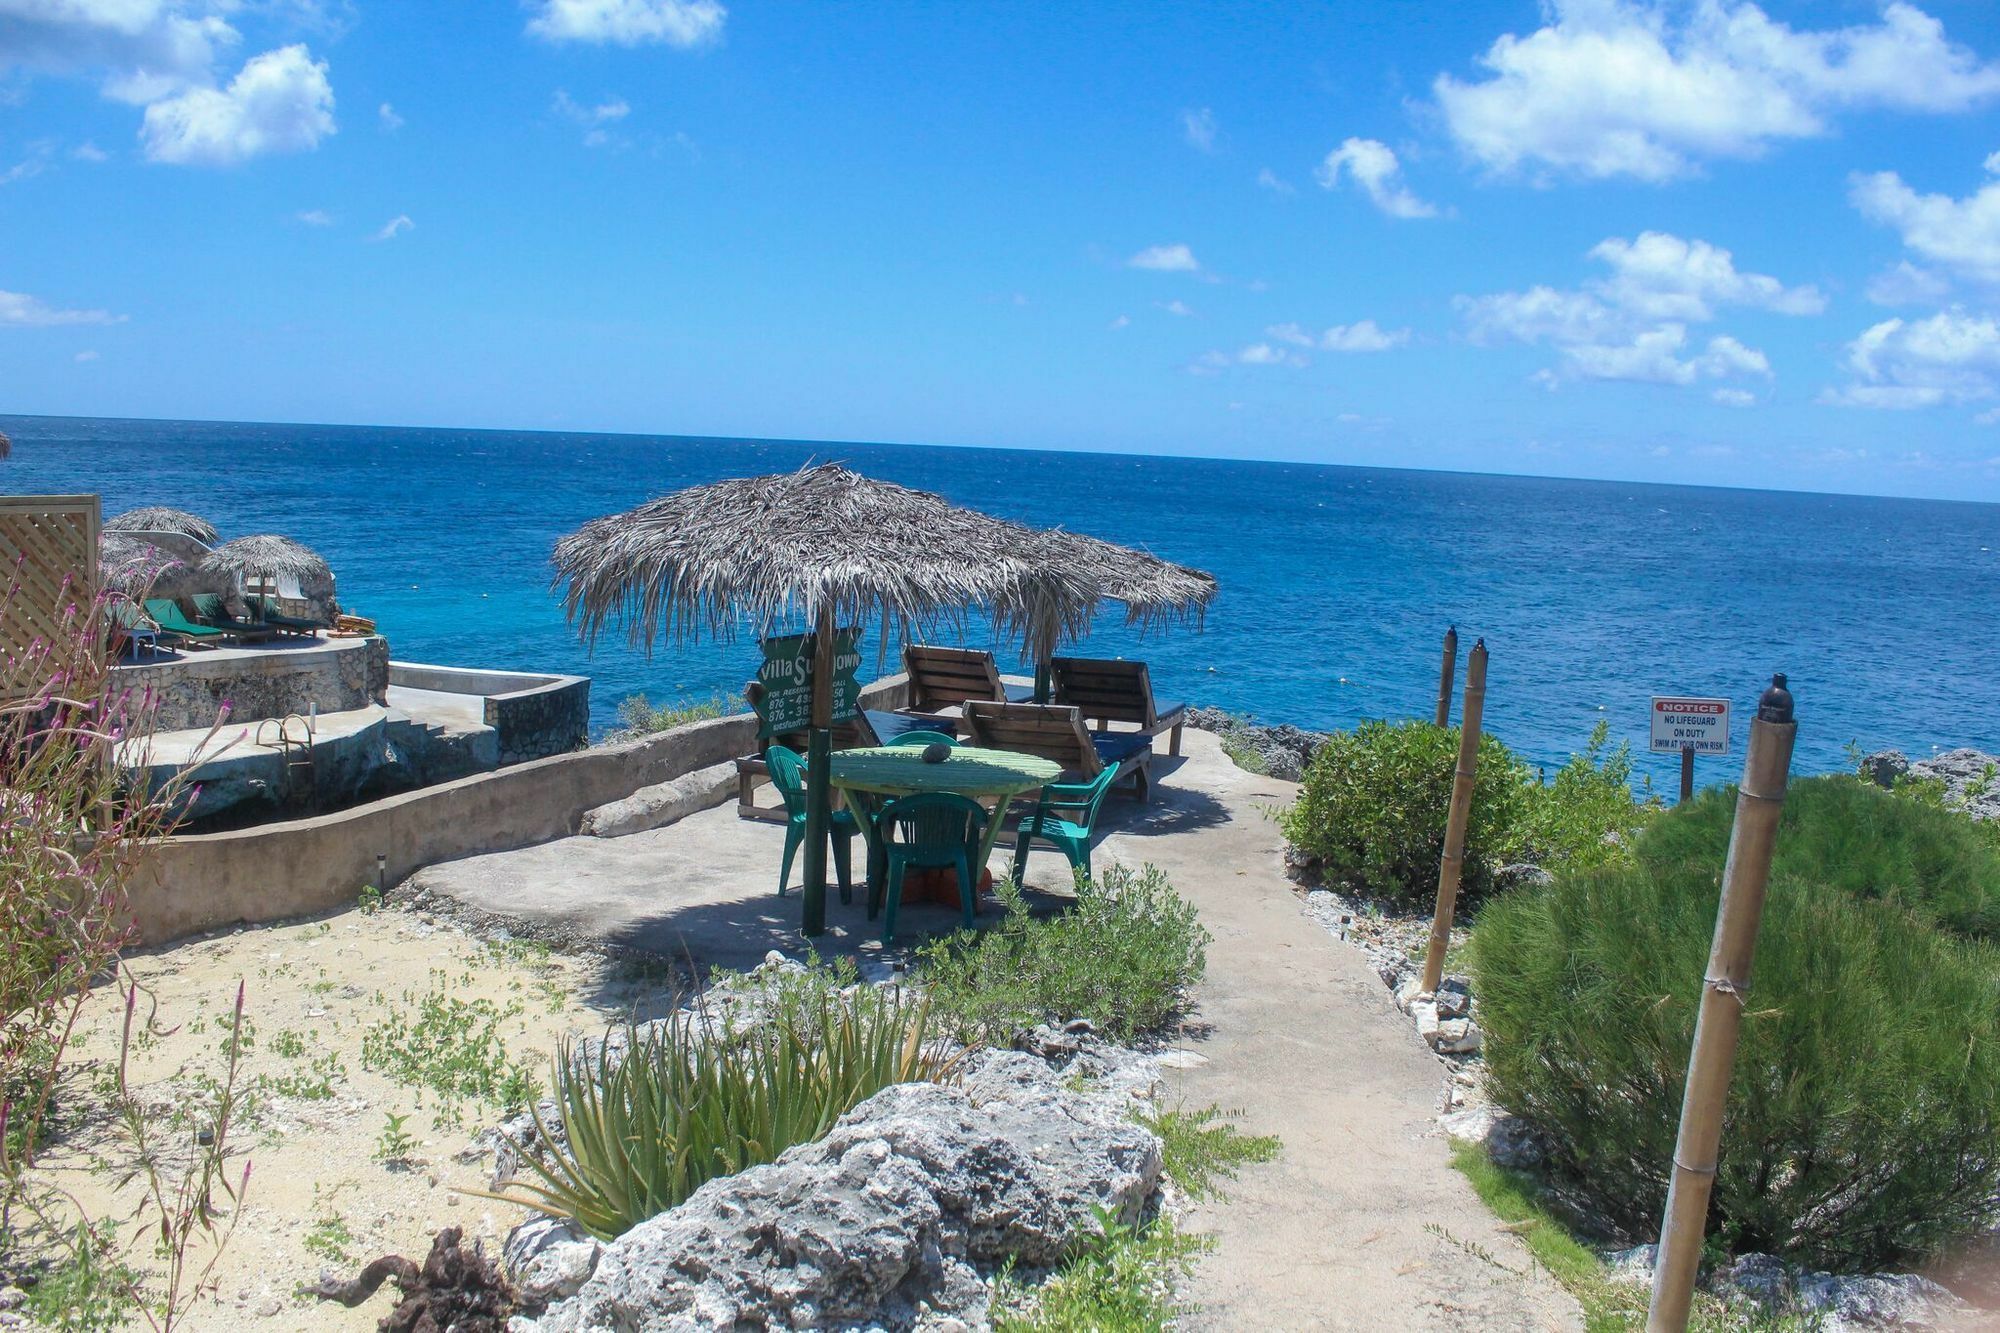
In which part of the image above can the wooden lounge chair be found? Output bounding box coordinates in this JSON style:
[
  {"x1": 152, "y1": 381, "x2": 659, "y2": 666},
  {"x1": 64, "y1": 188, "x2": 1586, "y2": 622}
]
[
  {"x1": 962, "y1": 700, "x2": 1156, "y2": 802},
  {"x1": 143, "y1": 598, "x2": 228, "y2": 649},
  {"x1": 249, "y1": 594, "x2": 325, "y2": 637},
  {"x1": 900, "y1": 645, "x2": 1035, "y2": 723},
  {"x1": 1048, "y1": 657, "x2": 1186, "y2": 756},
  {"x1": 190, "y1": 593, "x2": 278, "y2": 643}
]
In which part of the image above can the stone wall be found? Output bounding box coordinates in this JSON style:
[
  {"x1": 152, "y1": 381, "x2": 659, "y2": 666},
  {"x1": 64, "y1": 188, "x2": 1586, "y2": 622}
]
[
  {"x1": 386, "y1": 662, "x2": 590, "y2": 766},
  {"x1": 129, "y1": 672, "x2": 913, "y2": 945},
  {"x1": 121, "y1": 637, "x2": 389, "y2": 731}
]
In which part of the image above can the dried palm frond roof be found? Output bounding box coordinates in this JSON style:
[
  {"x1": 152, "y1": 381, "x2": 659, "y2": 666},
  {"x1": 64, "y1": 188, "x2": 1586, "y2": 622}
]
[
  {"x1": 551, "y1": 463, "x2": 1218, "y2": 662},
  {"x1": 105, "y1": 506, "x2": 219, "y2": 546},
  {"x1": 98, "y1": 532, "x2": 227, "y2": 602},
  {"x1": 199, "y1": 534, "x2": 336, "y2": 603}
]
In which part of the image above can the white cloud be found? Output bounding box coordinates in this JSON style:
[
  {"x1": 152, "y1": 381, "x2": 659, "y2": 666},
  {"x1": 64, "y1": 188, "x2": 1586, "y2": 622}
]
[
  {"x1": 73, "y1": 348, "x2": 97, "y2": 362},
  {"x1": 1268, "y1": 319, "x2": 1410, "y2": 352},
  {"x1": 294, "y1": 207, "x2": 332, "y2": 225},
  {"x1": 371, "y1": 212, "x2": 412, "y2": 241},
  {"x1": 526, "y1": 0, "x2": 725, "y2": 47},
  {"x1": 1256, "y1": 167, "x2": 1293, "y2": 195},
  {"x1": 0, "y1": 140, "x2": 52, "y2": 184},
  {"x1": 1866, "y1": 260, "x2": 1952, "y2": 306},
  {"x1": 1314, "y1": 137, "x2": 1437, "y2": 219},
  {"x1": 140, "y1": 43, "x2": 334, "y2": 166},
  {"x1": 1234, "y1": 342, "x2": 1309, "y2": 368},
  {"x1": 70, "y1": 140, "x2": 106, "y2": 162},
  {"x1": 377, "y1": 101, "x2": 402, "y2": 131},
  {"x1": 553, "y1": 89, "x2": 629, "y2": 124},
  {"x1": 1129, "y1": 243, "x2": 1199, "y2": 272},
  {"x1": 1460, "y1": 230, "x2": 1809, "y2": 387},
  {"x1": 1156, "y1": 299, "x2": 1194, "y2": 318},
  {"x1": 0, "y1": 0, "x2": 238, "y2": 104},
  {"x1": 1181, "y1": 107, "x2": 1216, "y2": 152},
  {"x1": 1822, "y1": 309, "x2": 2000, "y2": 408},
  {"x1": 1108, "y1": 314, "x2": 1129, "y2": 330},
  {"x1": 1436, "y1": 1, "x2": 2000, "y2": 182},
  {"x1": 1713, "y1": 387, "x2": 1756, "y2": 406},
  {"x1": 0, "y1": 289, "x2": 124, "y2": 326},
  {"x1": 1850, "y1": 157, "x2": 2000, "y2": 286}
]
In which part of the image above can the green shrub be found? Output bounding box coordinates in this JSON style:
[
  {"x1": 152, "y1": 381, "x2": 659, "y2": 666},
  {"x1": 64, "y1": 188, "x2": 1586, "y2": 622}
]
[
  {"x1": 603, "y1": 693, "x2": 728, "y2": 743},
  {"x1": 1281, "y1": 720, "x2": 1530, "y2": 903},
  {"x1": 1514, "y1": 721, "x2": 1660, "y2": 871},
  {"x1": 502, "y1": 961, "x2": 954, "y2": 1240},
  {"x1": 1472, "y1": 794, "x2": 2000, "y2": 1271},
  {"x1": 1635, "y1": 776, "x2": 2000, "y2": 943},
  {"x1": 918, "y1": 866, "x2": 1209, "y2": 1044}
]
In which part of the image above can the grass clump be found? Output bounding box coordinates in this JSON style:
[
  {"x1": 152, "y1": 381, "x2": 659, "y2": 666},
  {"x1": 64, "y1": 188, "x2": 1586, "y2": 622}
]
[
  {"x1": 992, "y1": 1207, "x2": 1206, "y2": 1333},
  {"x1": 500, "y1": 960, "x2": 955, "y2": 1240},
  {"x1": 1471, "y1": 784, "x2": 2000, "y2": 1272},
  {"x1": 360, "y1": 972, "x2": 541, "y2": 1127},
  {"x1": 1281, "y1": 720, "x2": 1529, "y2": 903},
  {"x1": 602, "y1": 693, "x2": 728, "y2": 744},
  {"x1": 1135, "y1": 1104, "x2": 1279, "y2": 1201},
  {"x1": 918, "y1": 866, "x2": 1209, "y2": 1044}
]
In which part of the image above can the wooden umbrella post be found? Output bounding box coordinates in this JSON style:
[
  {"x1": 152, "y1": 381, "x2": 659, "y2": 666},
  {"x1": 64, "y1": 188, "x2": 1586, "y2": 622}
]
[
  {"x1": 1680, "y1": 745, "x2": 1696, "y2": 804},
  {"x1": 1435, "y1": 625, "x2": 1458, "y2": 727},
  {"x1": 800, "y1": 601, "x2": 837, "y2": 938},
  {"x1": 1420, "y1": 638, "x2": 1486, "y2": 994},
  {"x1": 1647, "y1": 674, "x2": 1797, "y2": 1333}
]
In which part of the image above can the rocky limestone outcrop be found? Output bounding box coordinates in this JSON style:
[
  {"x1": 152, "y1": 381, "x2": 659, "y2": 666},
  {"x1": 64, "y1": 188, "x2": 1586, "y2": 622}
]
[
  {"x1": 580, "y1": 761, "x2": 738, "y2": 837},
  {"x1": 1605, "y1": 1245, "x2": 1967, "y2": 1331},
  {"x1": 1864, "y1": 748, "x2": 2000, "y2": 821},
  {"x1": 513, "y1": 1049, "x2": 1163, "y2": 1332},
  {"x1": 1185, "y1": 707, "x2": 1328, "y2": 782}
]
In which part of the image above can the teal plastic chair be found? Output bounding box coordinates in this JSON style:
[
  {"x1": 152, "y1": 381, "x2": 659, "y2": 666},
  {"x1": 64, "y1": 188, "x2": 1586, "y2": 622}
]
[
  {"x1": 766, "y1": 747, "x2": 857, "y2": 903},
  {"x1": 871, "y1": 792, "x2": 986, "y2": 944},
  {"x1": 887, "y1": 730, "x2": 957, "y2": 748},
  {"x1": 1011, "y1": 766, "x2": 1120, "y2": 883}
]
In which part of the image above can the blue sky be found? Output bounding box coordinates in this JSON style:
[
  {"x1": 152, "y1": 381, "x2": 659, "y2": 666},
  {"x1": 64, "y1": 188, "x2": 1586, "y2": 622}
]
[{"x1": 4, "y1": 1, "x2": 2000, "y2": 499}]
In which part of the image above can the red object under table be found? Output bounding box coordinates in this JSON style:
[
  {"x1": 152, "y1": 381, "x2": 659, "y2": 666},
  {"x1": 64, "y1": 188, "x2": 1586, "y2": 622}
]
[{"x1": 902, "y1": 865, "x2": 995, "y2": 908}]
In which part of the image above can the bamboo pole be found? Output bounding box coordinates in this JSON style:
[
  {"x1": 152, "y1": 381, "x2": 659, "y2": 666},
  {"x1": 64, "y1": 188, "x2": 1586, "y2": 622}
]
[
  {"x1": 1420, "y1": 638, "x2": 1486, "y2": 994},
  {"x1": 1647, "y1": 674, "x2": 1797, "y2": 1333},
  {"x1": 1434, "y1": 625, "x2": 1458, "y2": 727},
  {"x1": 800, "y1": 601, "x2": 836, "y2": 937}
]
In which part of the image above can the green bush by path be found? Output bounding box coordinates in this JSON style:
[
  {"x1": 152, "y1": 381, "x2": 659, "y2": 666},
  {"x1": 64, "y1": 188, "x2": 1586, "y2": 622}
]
[
  {"x1": 1636, "y1": 775, "x2": 2000, "y2": 942},
  {"x1": 1471, "y1": 794, "x2": 2000, "y2": 1271},
  {"x1": 1280, "y1": 720, "x2": 1530, "y2": 904},
  {"x1": 918, "y1": 866, "x2": 1209, "y2": 1044},
  {"x1": 1514, "y1": 722, "x2": 1660, "y2": 872}
]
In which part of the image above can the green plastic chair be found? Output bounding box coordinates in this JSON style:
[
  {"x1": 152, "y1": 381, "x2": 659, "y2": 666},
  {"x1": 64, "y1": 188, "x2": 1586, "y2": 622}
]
[
  {"x1": 1011, "y1": 766, "x2": 1120, "y2": 883},
  {"x1": 871, "y1": 792, "x2": 986, "y2": 944},
  {"x1": 886, "y1": 730, "x2": 957, "y2": 748},
  {"x1": 765, "y1": 747, "x2": 857, "y2": 903}
]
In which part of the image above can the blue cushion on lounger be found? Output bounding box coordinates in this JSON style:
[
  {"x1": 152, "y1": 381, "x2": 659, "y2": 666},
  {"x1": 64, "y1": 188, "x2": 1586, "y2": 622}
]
[
  {"x1": 1003, "y1": 681, "x2": 1038, "y2": 703},
  {"x1": 866, "y1": 709, "x2": 957, "y2": 744},
  {"x1": 1092, "y1": 731, "x2": 1153, "y2": 766},
  {"x1": 1154, "y1": 699, "x2": 1186, "y2": 720}
]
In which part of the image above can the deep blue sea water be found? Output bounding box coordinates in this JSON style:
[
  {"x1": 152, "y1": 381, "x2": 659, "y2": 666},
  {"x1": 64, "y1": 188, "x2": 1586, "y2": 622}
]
[{"x1": 7, "y1": 413, "x2": 1998, "y2": 791}]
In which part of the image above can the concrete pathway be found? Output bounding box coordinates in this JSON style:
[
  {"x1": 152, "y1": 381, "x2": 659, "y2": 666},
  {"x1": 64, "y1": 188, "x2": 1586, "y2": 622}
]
[{"x1": 1102, "y1": 734, "x2": 1583, "y2": 1332}]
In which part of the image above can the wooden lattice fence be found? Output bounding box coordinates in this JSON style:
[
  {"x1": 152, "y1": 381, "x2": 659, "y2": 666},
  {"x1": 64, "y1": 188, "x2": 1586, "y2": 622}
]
[{"x1": 0, "y1": 494, "x2": 100, "y2": 703}]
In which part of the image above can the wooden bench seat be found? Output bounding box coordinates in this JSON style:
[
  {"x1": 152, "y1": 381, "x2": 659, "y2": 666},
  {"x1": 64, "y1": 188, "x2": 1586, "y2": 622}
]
[
  {"x1": 899, "y1": 644, "x2": 1034, "y2": 725},
  {"x1": 1048, "y1": 657, "x2": 1185, "y2": 756}
]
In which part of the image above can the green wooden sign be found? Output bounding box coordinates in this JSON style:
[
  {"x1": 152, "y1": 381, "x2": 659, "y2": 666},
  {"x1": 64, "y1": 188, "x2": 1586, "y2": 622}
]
[{"x1": 755, "y1": 628, "x2": 862, "y2": 738}]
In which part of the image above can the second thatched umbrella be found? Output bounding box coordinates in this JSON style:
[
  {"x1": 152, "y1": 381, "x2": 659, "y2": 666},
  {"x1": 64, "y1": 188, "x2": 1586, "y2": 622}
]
[
  {"x1": 200, "y1": 534, "x2": 338, "y2": 619},
  {"x1": 106, "y1": 506, "x2": 220, "y2": 547},
  {"x1": 1012, "y1": 528, "x2": 1215, "y2": 697},
  {"x1": 553, "y1": 463, "x2": 1102, "y2": 934},
  {"x1": 99, "y1": 533, "x2": 230, "y2": 604}
]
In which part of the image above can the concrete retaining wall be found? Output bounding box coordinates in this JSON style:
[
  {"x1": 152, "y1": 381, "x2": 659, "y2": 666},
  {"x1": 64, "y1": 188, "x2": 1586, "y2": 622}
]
[
  {"x1": 124, "y1": 637, "x2": 389, "y2": 731},
  {"x1": 131, "y1": 673, "x2": 911, "y2": 945}
]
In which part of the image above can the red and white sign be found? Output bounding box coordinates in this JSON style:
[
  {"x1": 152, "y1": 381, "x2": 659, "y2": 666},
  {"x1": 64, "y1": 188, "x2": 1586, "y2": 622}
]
[{"x1": 1651, "y1": 697, "x2": 1731, "y2": 755}]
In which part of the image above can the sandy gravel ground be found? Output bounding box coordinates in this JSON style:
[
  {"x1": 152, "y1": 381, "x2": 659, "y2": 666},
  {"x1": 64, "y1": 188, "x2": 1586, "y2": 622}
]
[{"x1": 27, "y1": 906, "x2": 678, "y2": 1331}]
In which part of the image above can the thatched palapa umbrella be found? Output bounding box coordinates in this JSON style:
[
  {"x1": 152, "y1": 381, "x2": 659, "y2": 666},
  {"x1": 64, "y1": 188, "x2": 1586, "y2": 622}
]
[
  {"x1": 1013, "y1": 529, "x2": 1215, "y2": 697},
  {"x1": 99, "y1": 532, "x2": 230, "y2": 604},
  {"x1": 200, "y1": 534, "x2": 338, "y2": 618},
  {"x1": 554, "y1": 464, "x2": 1104, "y2": 934},
  {"x1": 105, "y1": 506, "x2": 220, "y2": 547}
]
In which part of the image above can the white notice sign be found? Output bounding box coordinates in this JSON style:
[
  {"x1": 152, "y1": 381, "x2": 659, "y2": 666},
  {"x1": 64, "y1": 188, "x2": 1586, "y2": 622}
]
[{"x1": 1651, "y1": 697, "x2": 1731, "y2": 755}]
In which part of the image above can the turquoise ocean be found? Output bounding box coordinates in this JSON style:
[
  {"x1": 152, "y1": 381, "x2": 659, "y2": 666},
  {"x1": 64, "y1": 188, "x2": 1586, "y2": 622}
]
[{"x1": 8, "y1": 413, "x2": 1998, "y2": 792}]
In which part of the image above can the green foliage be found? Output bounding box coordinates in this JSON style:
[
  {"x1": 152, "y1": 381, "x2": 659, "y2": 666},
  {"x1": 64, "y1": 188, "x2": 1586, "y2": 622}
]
[
  {"x1": 22, "y1": 1225, "x2": 143, "y2": 1333},
  {"x1": 1134, "y1": 1104, "x2": 1280, "y2": 1202},
  {"x1": 1471, "y1": 789, "x2": 2000, "y2": 1271},
  {"x1": 991, "y1": 1207, "x2": 1208, "y2": 1333},
  {"x1": 918, "y1": 866, "x2": 1209, "y2": 1044},
  {"x1": 375, "y1": 1111, "x2": 417, "y2": 1164},
  {"x1": 1281, "y1": 720, "x2": 1530, "y2": 903},
  {"x1": 501, "y1": 961, "x2": 955, "y2": 1240},
  {"x1": 605, "y1": 693, "x2": 728, "y2": 743},
  {"x1": 360, "y1": 972, "x2": 540, "y2": 1126},
  {"x1": 302, "y1": 1212, "x2": 355, "y2": 1264},
  {"x1": 1639, "y1": 776, "x2": 2000, "y2": 943},
  {"x1": 1514, "y1": 722, "x2": 1660, "y2": 871}
]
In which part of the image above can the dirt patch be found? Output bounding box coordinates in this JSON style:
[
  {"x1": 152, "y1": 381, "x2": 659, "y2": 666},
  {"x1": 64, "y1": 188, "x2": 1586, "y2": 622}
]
[{"x1": 27, "y1": 903, "x2": 682, "y2": 1330}]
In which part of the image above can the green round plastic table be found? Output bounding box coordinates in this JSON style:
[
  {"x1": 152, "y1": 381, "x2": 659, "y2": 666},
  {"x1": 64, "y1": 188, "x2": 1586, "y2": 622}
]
[{"x1": 828, "y1": 745, "x2": 1062, "y2": 889}]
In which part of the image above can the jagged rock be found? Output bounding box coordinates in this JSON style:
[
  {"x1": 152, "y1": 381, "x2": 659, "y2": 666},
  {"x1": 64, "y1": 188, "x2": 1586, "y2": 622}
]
[
  {"x1": 1861, "y1": 750, "x2": 1912, "y2": 789},
  {"x1": 519, "y1": 1051, "x2": 1163, "y2": 1332},
  {"x1": 1434, "y1": 977, "x2": 1472, "y2": 1020},
  {"x1": 1438, "y1": 1104, "x2": 1547, "y2": 1169},
  {"x1": 1186, "y1": 708, "x2": 1329, "y2": 782},
  {"x1": 1433, "y1": 1018, "x2": 1482, "y2": 1055},
  {"x1": 1908, "y1": 749, "x2": 2000, "y2": 821},
  {"x1": 1494, "y1": 863, "x2": 1555, "y2": 891},
  {"x1": 580, "y1": 761, "x2": 736, "y2": 837},
  {"x1": 504, "y1": 1217, "x2": 602, "y2": 1309},
  {"x1": 1601, "y1": 1247, "x2": 1966, "y2": 1329}
]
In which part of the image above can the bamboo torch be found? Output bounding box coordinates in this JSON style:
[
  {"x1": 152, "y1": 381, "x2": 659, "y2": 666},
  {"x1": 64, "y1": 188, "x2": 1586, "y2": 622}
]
[
  {"x1": 1434, "y1": 625, "x2": 1458, "y2": 727},
  {"x1": 1646, "y1": 674, "x2": 1797, "y2": 1333},
  {"x1": 1420, "y1": 638, "x2": 1486, "y2": 994}
]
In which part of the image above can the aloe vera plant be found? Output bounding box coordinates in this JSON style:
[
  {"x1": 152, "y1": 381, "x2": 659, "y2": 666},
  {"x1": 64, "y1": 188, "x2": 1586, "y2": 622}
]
[{"x1": 502, "y1": 967, "x2": 956, "y2": 1240}]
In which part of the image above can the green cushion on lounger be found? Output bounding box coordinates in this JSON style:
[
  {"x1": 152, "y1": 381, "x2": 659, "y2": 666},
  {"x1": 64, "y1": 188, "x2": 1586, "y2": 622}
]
[{"x1": 143, "y1": 598, "x2": 224, "y2": 639}]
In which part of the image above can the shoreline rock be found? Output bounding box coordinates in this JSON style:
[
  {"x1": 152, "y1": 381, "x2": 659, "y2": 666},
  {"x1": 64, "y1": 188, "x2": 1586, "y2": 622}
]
[
  {"x1": 1864, "y1": 748, "x2": 2000, "y2": 821},
  {"x1": 1186, "y1": 707, "x2": 1327, "y2": 782}
]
